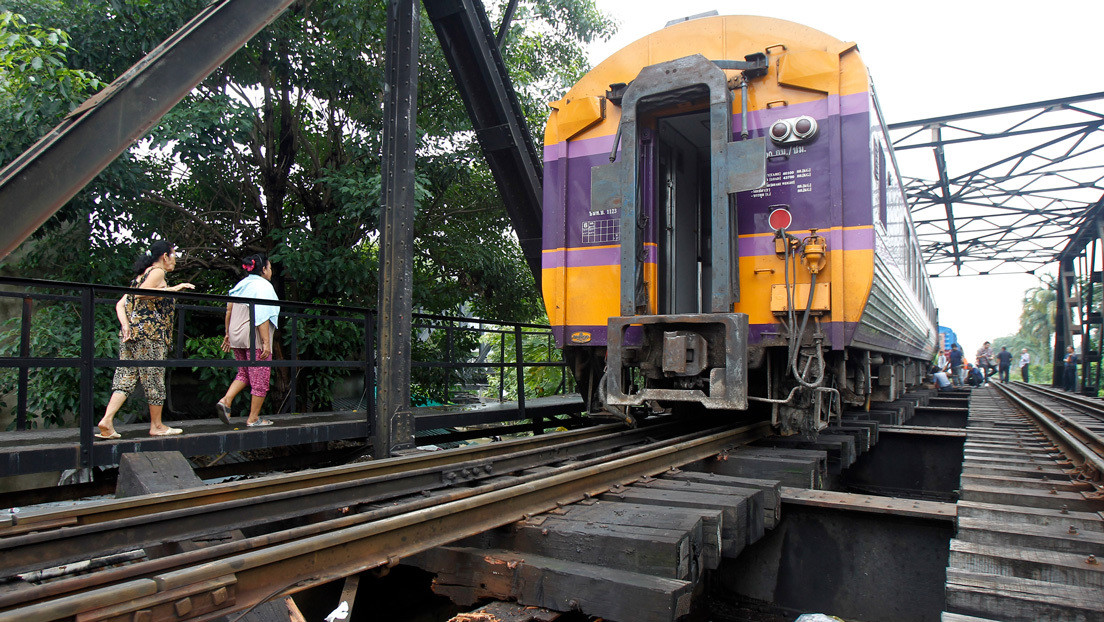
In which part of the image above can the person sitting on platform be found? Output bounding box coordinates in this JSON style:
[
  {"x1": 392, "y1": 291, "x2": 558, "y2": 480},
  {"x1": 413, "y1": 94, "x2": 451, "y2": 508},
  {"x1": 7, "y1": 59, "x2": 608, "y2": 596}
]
[
  {"x1": 930, "y1": 366, "x2": 953, "y2": 392},
  {"x1": 965, "y1": 363, "x2": 985, "y2": 387}
]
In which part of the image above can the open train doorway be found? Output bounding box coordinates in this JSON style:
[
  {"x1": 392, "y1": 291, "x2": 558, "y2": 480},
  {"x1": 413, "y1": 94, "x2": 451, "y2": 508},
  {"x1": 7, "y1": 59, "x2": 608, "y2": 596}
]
[{"x1": 655, "y1": 111, "x2": 711, "y2": 316}]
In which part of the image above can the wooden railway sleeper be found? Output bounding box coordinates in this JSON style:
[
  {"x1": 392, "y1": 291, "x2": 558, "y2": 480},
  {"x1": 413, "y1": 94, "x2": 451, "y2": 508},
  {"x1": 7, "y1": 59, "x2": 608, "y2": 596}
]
[{"x1": 0, "y1": 423, "x2": 769, "y2": 622}]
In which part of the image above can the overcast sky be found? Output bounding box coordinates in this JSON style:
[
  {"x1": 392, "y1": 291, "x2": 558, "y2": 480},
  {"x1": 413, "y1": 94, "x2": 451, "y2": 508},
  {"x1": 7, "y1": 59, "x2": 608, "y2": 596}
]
[{"x1": 585, "y1": 0, "x2": 1104, "y2": 354}]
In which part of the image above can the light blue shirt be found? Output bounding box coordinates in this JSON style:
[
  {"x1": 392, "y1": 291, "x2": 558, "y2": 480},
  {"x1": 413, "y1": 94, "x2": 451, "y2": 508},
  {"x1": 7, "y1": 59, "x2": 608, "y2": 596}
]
[{"x1": 229, "y1": 275, "x2": 280, "y2": 328}]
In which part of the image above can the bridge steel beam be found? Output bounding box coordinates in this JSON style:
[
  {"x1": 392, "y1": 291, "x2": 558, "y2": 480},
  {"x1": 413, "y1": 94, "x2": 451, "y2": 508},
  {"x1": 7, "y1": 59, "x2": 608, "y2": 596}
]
[
  {"x1": 1054, "y1": 200, "x2": 1104, "y2": 391},
  {"x1": 424, "y1": 0, "x2": 545, "y2": 286},
  {"x1": 0, "y1": 0, "x2": 295, "y2": 260},
  {"x1": 375, "y1": 0, "x2": 421, "y2": 459}
]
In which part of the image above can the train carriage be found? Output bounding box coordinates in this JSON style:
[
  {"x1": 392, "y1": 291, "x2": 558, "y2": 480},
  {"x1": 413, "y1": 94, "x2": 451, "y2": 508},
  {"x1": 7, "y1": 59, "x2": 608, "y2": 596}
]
[{"x1": 541, "y1": 14, "x2": 937, "y2": 432}]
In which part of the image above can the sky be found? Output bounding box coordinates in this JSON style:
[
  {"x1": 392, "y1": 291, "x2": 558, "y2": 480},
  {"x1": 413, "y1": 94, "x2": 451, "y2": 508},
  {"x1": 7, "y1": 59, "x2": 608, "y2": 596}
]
[{"x1": 585, "y1": 0, "x2": 1104, "y2": 353}]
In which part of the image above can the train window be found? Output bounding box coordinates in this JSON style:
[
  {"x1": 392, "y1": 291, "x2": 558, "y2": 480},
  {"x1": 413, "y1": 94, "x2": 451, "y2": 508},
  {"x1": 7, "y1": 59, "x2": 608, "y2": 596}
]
[{"x1": 878, "y1": 147, "x2": 888, "y2": 227}]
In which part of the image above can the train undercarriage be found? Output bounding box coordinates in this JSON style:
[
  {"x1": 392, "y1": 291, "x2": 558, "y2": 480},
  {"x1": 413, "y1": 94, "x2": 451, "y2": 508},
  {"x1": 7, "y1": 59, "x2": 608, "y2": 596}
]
[{"x1": 567, "y1": 336, "x2": 928, "y2": 435}]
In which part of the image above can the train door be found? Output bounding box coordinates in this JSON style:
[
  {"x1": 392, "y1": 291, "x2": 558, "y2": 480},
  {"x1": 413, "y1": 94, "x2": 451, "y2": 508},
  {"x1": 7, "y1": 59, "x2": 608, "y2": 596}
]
[{"x1": 655, "y1": 112, "x2": 710, "y2": 315}]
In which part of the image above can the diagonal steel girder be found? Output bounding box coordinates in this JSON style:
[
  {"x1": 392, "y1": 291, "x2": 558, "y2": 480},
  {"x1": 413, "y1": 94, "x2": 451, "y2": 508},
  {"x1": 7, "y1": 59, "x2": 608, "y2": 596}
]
[
  {"x1": 0, "y1": 0, "x2": 296, "y2": 260},
  {"x1": 889, "y1": 92, "x2": 1104, "y2": 277}
]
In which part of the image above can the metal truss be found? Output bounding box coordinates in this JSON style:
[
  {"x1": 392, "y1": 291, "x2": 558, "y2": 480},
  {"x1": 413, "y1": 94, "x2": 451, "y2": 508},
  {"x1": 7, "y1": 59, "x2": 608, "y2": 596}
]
[{"x1": 888, "y1": 92, "x2": 1104, "y2": 277}]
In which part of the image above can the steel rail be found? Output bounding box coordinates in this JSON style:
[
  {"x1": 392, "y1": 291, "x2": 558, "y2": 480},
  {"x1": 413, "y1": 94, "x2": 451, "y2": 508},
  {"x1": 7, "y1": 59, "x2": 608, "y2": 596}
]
[
  {"x1": 1, "y1": 422, "x2": 714, "y2": 607},
  {"x1": 1012, "y1": 382, "x2": 1104, "y2": 423},
  {"x1": 0, "y1": 418, "x2": 711, "y2": 578},
  {"x1": 1004, "y1": 383, "x2": 1104, "y2": 447},
  {"x1": 1, "y1": 421, "x2": 618, "y2": 533},
  {"x1": 992, "y1": 383, "x2": 1104, "y2": 482},
  {"x1": 0, "y1": 421, "x2": 770, "y2": 622}
]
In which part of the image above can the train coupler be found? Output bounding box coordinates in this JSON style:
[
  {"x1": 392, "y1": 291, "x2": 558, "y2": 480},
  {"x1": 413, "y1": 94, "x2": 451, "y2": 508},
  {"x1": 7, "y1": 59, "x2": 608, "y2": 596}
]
[{"x1": 604, "y1": 313, "x2": 749, "y2": 410}]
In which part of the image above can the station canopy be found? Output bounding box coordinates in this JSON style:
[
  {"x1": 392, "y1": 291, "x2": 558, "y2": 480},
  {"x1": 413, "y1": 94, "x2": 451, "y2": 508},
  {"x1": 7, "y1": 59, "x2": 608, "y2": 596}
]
[{"x1": 889, "y1": 92, "x2": 1104, "y2": 277}]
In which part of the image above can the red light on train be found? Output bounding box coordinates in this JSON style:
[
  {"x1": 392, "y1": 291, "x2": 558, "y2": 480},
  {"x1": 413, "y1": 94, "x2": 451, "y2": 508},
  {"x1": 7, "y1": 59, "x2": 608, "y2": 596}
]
[{"x1": 769, "y1": 208, "x2": 792, "y2": 231}]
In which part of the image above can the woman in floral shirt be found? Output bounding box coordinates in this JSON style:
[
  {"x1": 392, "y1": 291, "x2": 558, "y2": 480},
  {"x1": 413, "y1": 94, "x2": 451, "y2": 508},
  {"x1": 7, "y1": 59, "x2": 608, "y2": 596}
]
[{"x1": 96, "y1": 241, "x2": 194, "y2": 439}]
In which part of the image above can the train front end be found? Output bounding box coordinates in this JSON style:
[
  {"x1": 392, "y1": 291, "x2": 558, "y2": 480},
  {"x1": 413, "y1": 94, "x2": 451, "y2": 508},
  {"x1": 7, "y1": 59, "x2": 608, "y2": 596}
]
[{"x1": 542, "y1": 15, "x2": 936, "y2": 431}]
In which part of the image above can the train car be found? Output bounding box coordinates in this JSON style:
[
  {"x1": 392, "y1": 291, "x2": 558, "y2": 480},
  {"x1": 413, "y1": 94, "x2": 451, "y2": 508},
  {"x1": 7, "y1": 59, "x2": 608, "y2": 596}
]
[{"x1": 541, "y1": 14, "x2": 937, "y2": 433}]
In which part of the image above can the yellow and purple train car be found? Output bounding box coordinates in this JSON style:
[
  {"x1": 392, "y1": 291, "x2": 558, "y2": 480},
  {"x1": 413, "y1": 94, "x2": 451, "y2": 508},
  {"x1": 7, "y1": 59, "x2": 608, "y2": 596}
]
[{"x1": 542, "y1": 14, "x2": 937, "y2": 432}]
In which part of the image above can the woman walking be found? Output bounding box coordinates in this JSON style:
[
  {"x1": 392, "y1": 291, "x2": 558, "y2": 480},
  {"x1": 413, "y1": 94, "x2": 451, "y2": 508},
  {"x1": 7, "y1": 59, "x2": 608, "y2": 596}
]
[
  {"x1": 96, "y1": 241, "x2": 194, "y2": 439},
  {"x1": 216, "y1": 253, "x2": 280, "y2": 427}
]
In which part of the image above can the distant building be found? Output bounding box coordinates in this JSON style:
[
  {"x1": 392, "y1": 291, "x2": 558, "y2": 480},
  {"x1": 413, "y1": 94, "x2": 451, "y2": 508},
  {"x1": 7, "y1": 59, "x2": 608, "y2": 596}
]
[{"x1": 938, "y1": 325, "x2": 958, "y2": 350}]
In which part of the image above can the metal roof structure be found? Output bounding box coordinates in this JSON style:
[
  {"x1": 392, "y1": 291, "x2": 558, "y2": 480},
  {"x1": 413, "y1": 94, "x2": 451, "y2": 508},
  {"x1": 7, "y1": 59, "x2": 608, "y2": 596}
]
[{"x1": 888, "y1": 92, "x2": 1104, "y2": 277}]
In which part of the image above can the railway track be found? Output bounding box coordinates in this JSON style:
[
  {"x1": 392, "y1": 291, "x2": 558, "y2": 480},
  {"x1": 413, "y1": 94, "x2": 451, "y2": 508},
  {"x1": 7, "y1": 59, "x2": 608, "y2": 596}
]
[
  {"x1": 943, "y1": 385, "x2": 1104, "y2": 621},
  {"x1": 0, "y1": 417, "x2": 770, "y2": 622},
  {"x1": 995, "y1": 382, "x2": 1104, "y2": 482}
]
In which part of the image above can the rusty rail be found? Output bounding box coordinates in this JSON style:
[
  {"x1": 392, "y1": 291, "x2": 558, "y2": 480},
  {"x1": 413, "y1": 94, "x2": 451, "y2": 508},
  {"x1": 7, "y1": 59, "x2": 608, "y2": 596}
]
[
  {"x1": 993, "y1": 383, "x2": 1104, "y2": 482},
  {"x1": 0, "y1": 421, "x2": 769, "y2": 621},
  {"x1": 1, "y1": 419, "x2": 714, "y2": 577}
]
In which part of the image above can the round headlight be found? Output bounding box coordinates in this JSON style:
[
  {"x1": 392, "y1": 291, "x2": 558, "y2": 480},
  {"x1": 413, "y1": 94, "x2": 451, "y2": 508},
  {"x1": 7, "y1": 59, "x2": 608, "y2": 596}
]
[
  {"x1": 792, "y1": 116, "x2": 818, "y2": 139},
  {"x1": 770, "y1": 120, "x2": 791, "y2": 142}
]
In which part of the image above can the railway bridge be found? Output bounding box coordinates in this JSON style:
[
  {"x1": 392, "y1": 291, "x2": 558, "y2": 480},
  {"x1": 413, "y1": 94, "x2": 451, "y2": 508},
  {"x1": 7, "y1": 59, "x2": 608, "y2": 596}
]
[{"x1": 1, "y1": 2, "x2": 1103, "y2": 621}]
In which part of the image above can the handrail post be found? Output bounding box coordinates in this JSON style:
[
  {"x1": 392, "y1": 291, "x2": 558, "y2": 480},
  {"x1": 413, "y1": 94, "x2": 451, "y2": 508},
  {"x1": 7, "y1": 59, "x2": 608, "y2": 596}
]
[
  {"x1": 287, "y1": 315, "x2": 298, "y2": 413},
  {"x1": 16, "y1": 296, "x2": 31, "y2": 430},
  {"x1": 364, "y1": 311, "x2": 375, "y2": 427},
  {"x1": 175, "y1": 307, "x2": 186, "y2": 359},
  {"x1": 79, "y1": 287, "x2": 95, "y2": 468},
  {"x1": 445, "y1": 322, "x2": 453, "y2": 404},
  {"x1": 499, "y1": 332, "x2": 505, "y2": 402},
  {"x1": 515, "y1": 324, "x2": 535, "y2": 433}
]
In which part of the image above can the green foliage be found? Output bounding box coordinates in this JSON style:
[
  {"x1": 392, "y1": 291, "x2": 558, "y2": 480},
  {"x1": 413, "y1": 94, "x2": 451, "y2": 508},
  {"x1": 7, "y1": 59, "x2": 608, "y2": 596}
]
[
  {"x1": 184, "y1": 334, "x2": 233, "y2": 408},
  {"x1": 0, "y1": 301, "x2": 121, "y2": 428},
  {"x1": 482, "y1": 324, "x2": 573, "y2": 402},
  {"x1": 0, "y1": 10, "x2": 104, "y2": 165},
  {"x1": 981, "y1": 275, "x2": 1057, "y2": 385},
  {"x1": 410, "y1": 320, "x2": 482, "y2": 406}
]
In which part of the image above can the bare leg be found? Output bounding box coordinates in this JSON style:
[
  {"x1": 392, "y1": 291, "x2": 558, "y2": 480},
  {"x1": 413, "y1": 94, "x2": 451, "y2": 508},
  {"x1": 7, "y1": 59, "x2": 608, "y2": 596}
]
[
  {"x1": 98, "y1": 391, "x2": 127, "y2": 435},
  {"x1": 149, "y1": 404, "x2": 167, "y2": 434},
  {"x1": 246, "y1": 395, "x2": 266, "y2": 424},
  {"x1": 219, "y1": 380, "x2": 249, "y2": 409}
]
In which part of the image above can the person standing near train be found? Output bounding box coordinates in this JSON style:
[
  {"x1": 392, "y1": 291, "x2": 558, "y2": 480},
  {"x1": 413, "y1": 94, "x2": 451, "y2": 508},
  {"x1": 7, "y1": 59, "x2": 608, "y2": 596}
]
[
  {"x1": 97, "y1": 241, "x2": 194, "y2": 439},
  {"x1": 1019, "y1": 348, "x2": 1030, "y2": 383},
  {"x1": 936, "y1": 349, "x2": 949, "y2": 373},
  {"x1": 1063, "y1": 346, "x2": 1079, "y2": 392},
  {"x1": 996, "y1": 346, "x2": 1012, "y2": 383},
  {"x1": 948, "y1": 344, "x2": 964, "y2": 386},
  {"x1": 215, "y1": 253, "x2": 280, "y2": 427},
  {"x1": 976, "y1": 342, "x2": 995, "y2": 382}
]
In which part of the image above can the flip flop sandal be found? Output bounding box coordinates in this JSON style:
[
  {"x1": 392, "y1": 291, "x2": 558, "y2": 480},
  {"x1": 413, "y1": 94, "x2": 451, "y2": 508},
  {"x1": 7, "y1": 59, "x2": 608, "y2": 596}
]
[
  {"x1": 246, "y1": 419, "x2": 274, "y2": 427},
  {"x1": 216, "y1": 402, "x2": 232, "y2": 426},
  {"x1": 94, "y1": 431, "x2": 121, "y2": 440},
  {"x1": 150, "y1": 427, "x2": 183, "y2": 437}
]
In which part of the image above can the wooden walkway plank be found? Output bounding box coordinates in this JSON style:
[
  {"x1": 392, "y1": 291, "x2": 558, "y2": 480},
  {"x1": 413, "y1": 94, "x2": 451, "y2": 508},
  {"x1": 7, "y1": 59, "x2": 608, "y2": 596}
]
[
  {"x1": 946, "y1": 567, "x2": 1104, "y2": 622},
  {"x1": 949, "y1": 539, "x2": 1104, "y2": 589},
  {"x1": 956, "y1": 517, "x2": 1104, "y2": 556},
  {"x1": 944, "y1": 387, "x2": 1104, "y2": 622}
]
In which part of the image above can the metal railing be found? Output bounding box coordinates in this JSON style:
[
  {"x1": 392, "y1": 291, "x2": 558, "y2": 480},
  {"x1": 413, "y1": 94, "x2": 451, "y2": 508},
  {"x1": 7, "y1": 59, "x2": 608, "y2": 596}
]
[{"x1": 0, "y1": 276, "x2": 572, "y2": 465}]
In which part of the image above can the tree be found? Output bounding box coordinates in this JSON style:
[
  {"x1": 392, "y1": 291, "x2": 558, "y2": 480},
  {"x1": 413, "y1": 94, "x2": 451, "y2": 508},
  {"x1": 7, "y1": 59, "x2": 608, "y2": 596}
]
[
  {"x1": 0, "y1": 10, "x2": 104, "y2": 165},
  {"x1": 1019, "y1": 274, "x2": 1056, "y2": 361},
  {"x1": 1, "y1": 0, "x2": 615, "y2": 418}
]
